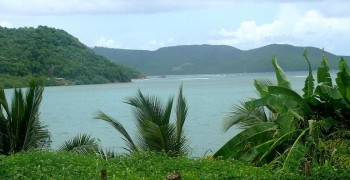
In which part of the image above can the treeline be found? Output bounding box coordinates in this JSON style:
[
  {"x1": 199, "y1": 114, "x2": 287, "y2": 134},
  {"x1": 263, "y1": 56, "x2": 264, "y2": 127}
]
[
  {"x1": 93, "y1": 44, "x2": 350, "y2": 75},
  {"x1": 0, "y1": 26, "x2": 141, "y2": 88}
]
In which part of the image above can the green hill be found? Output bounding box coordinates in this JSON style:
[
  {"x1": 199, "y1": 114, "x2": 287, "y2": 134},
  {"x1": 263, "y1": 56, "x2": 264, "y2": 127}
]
[
  {"x1": 0, "y1": 26, "x2": 141, "y2": 88},
  {"x1": 93, "y1": 44, "x2": 350, "y2": 75}
]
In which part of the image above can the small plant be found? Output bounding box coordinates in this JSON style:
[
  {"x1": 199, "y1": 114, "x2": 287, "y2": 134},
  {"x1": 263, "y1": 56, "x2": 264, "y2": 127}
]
[
  {"x1": 96, "y1": 85, "x2": 189, "y2": 156},
  {"x1": 0, "y1": 80, "x2": 50, "y2": 155}
]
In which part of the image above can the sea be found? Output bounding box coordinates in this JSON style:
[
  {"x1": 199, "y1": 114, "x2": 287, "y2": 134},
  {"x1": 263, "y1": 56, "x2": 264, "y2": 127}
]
[{"x1": 4, "y1": 72, "x2": 308, "y2": 157}]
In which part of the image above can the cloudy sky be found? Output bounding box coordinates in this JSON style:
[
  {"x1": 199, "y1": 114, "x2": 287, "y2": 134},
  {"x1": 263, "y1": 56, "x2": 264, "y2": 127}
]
[{"x1": 0, "y1": 0, "x2": 350, "y2": 55}]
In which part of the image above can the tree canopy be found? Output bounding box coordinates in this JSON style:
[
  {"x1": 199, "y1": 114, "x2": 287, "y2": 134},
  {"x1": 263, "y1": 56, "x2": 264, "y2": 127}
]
[{"x1": 0, "y1": 26, "x2": 141, "y2": 88}]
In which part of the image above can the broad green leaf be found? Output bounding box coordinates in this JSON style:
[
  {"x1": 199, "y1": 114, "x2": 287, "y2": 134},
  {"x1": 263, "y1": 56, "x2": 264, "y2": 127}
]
[
  {"x1": 315, "y1": 85, "x2": 349, "y2": 109},
  {"x1": 213, "y1": 123, "x2": 277, "y2": 160},
  {"x1": 254, "y1": 79, "x2": 275, "y2": 97},
  {"x1": 268, "y1": 86, "x2": 313, "y2": 115},
  {"x1": 336, "y1": 58, "x2": 350, "y2": 103},
  {"x1": 302, "y1": 49, "x2": 315, "y2": 98},
  {"x1": 274, "y1": 109, "x2": 300, "y2": 135},
  {"x1": 317, "y1": 52, "x2": 332, "y2": 86},
  {"x1": 240, "y1": 139, "x2": 275, "y2": 163},
  {"x1": 272, "y1": 56, "x2": 291, "y2": 89},
  {"x1": 257, "y1": 129, "x2": 302, "y2": 165},
  {"x1": 282, "y1": 129, "x2": 308, "y2": 172}
]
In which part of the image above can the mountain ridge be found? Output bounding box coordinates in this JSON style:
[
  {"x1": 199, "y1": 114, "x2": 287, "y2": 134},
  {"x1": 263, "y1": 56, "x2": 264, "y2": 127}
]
[{"x1": 93, "y1": 44, "x2": 350, "y2": 75}]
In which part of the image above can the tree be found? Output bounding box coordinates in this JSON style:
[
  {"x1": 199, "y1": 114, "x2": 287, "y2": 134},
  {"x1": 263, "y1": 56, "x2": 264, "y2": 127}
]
[
  {"x1": 0, "y1": 80, "x2": 50, "y2": 155},
  {"x1": 96, "y1": 85, "x2": 189, "y2": 156}
]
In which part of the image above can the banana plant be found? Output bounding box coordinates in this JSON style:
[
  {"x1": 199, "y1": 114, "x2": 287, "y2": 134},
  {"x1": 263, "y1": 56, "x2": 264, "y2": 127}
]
[{"x1": 214, "y1": 50, "x2": 350, "y2": 172}]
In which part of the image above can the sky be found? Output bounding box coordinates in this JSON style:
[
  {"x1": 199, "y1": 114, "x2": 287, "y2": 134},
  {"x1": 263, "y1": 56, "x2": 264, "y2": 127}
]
[{"x1": 0, "y1": 0, "x2": 350, "y2": 55}]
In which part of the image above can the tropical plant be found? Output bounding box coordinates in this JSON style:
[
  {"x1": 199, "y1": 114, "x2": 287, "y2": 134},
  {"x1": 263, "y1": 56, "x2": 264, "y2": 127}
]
[
  {"x1": 59, "y1": 133, "x2": 118, "y2": 159},
  {"x1": 59, "y1": 134, "x2": 99, "y2": 154},
  {"x1": 96, "y1": 85, "x2": 189, "y2": 156},
  {"x1": 0, "y1": 80, "x2": 50, "y2": 155},
  {"x1": 214, "y1": 50, "x2": 350, "y2": 173}
]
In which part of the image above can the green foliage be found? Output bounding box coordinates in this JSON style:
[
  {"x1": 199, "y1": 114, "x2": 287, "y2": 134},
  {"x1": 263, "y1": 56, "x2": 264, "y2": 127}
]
[
  {"x1": 93, "y1": 44, "x2": 350, "y2": 75},
  {"x1": 0, "y1": 80, "x2": 50, "y2": 155},
  {"x1": 59, "y1": 134, "x2": 99, "y2": 154},
  {"x1": 214, "y1": 51, "x2": 350, "y2": 174},
  {"x1": 96, "y1": 86, "x2": 189, "y2": 156},
  {"x1": 0, "y1": 151, "x2": 315, "y2": 179},
  {"x1": 0, "y1": 26, "x2": 141, "y2": 88}
]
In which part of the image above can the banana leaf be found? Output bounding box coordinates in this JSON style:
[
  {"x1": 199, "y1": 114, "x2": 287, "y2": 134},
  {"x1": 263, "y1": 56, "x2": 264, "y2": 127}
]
[
  {"x1": 302, "y1": 49, "x2": 315, "y2": 98},
  {"x1": 282, "y1": 128, "x2": 308, "y2": 172},
  {"x1": 213, "y1": 123, "x2": 277, "y2": 160},
  {"x1": 317, "y1": 53, "x2": 332, "y2": 86},
  {"x1": 315, "y1": 85, "x2": 350, "y2": 109},
  {"x1": 240, "y1": 139, "x2": 275, "y2": 163},
  {"x1": 272, "y1": 56, "x2": 291, "y2": 89},
  {"x1": 336, "y1": 58, "x2": 350, "y2": 103},
  {"x1": 268, "y1": 86, "x2": 313, "y2": 115},
  {"x1": 257, "y1": 129, "x2": 302, "y2": 165}
]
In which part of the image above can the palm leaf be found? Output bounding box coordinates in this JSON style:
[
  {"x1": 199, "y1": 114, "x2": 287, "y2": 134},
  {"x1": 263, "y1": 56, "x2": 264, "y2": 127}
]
[
  {"x1": 272, "y1": 56, "x2": 291, "y2": 89},
  {"x1": 60, "y1": 134, "x2": 99, "y2": 154},
  {"x1": 96, "y1": 111, "x2": 138, "y2": 152},
  {"x1": 223, "y1": 101, "x2": 269, "y2": 131},
  {"x1": 175, "y1": 84, "x2": 188, "y2": 154}
]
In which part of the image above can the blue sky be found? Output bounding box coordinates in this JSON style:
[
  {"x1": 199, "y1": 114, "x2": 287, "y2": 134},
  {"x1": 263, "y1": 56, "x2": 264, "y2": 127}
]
[{"x1": 1, "y1": 0, "x2": 350, "y2": 55}]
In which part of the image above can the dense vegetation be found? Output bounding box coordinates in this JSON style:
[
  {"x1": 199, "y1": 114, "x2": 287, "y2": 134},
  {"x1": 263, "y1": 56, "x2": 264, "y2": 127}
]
[
  {"x1": 2, "y1": 151, "x2": 347, "y2": 179},
  {"x1": 93, "y1": 44, "x2": 350, "y2": 75},
  {"x1": 0, "y1": 26, "x2": 141, "y2": 88},
  {"x1": 214, "y1": 51, "x2": 350, "y2": 175}
]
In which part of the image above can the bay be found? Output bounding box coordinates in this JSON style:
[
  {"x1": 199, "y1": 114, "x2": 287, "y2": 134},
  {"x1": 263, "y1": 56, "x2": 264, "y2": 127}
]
[{"x1": 4, "y1": 72, "x2": 307, "y2": 157}]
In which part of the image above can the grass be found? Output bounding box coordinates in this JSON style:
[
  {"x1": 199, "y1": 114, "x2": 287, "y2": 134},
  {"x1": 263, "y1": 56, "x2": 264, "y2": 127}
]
[
  {"x1": 0, "y1": 151, "x2": 292, "y2": 179},
  {"x1": 0, "y1": 151, "x2": 349, "y2": 179}
]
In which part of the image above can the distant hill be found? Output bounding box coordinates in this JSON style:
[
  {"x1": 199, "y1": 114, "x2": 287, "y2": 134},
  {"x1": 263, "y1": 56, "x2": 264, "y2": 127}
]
[
  {"x1": 93, "y1": 44, "x2": 350, "y2": 75},
  {"x1": 0, "y1": 26, "x2": 141, "y2": 88}
]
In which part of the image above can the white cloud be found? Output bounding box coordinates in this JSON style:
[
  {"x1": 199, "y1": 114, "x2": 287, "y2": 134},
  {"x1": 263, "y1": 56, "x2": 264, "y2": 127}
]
[
  {"x1": 211, "y1": 4, "x2": 350, "y2": 54},
  {"x1": 147, "y1": 39, "x2": 164, "y2": 49},
  {"x1": 96, "y1": 36, "x2": 121, "y2": 48}
]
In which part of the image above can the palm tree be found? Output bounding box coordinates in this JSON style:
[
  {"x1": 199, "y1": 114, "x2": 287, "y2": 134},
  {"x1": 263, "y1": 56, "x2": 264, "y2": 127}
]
[
  {"x1": 96, "y1": 85, "x2": 189, "y2": 156},
  {"x1": 0, "y1": 80, "x2": 50, "y2": 155}
]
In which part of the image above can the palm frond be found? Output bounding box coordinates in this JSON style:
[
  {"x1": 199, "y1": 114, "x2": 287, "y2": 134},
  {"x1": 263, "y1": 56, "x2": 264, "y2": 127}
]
[
  {"x1": 223, "y1": 101, "x2": 269, "y2": 132},
  {"x1": 175, "y1": 84, "x2": 188, "y2": 154},
  {"x1": 95, "y1": 111, "x2": 138, "y2": 152},
  {"x1": 0, "y1": 79, "x2": 50, "y2": 155},
  {"x1": 60, "y1": 134, "x2": 99, "y2": 154}
]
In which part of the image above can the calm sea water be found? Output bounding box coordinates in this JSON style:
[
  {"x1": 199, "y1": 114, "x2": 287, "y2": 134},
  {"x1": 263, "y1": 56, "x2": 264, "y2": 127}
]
[{"x1": 5, "y1": 72, "x2": 307, "y2": 157}]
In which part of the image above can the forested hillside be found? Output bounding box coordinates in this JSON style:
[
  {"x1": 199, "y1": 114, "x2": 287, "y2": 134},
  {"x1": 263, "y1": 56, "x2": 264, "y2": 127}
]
[
  {"x1": 0, "y1": 26, "x2": 141, "y2": 88},
  {"x1": 93, "y1": 44, "x2": 350, "y2": 75}
]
